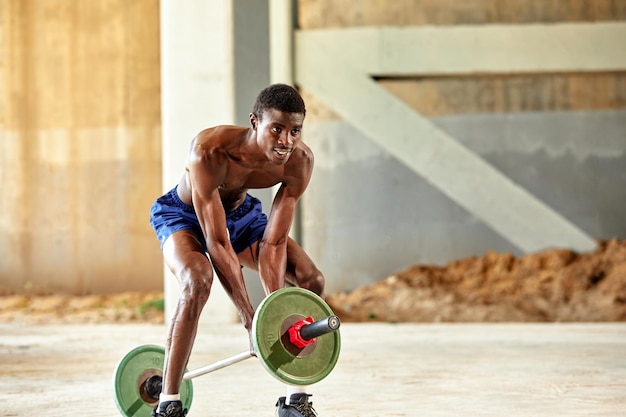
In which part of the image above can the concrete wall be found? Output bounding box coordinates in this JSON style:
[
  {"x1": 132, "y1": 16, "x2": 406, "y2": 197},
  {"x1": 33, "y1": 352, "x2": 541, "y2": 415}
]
[
  {"x1": 0, "y1": 0, "x2": 162, "y2": 294},
  {"x1": 296, "y1": 0, "x2": 626, "y2": 293},
  {"x1": 2, "y1": 0, "x2": 624, "y2": 298},
  {"x1": 303, "y1": 111, "x2": 626, "y2": 292}
]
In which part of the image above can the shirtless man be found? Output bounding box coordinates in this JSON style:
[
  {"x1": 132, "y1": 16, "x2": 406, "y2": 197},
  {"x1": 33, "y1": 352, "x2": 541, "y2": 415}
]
[{"x1": 149, "y1": 84, "x2": 324, "y2": 417}]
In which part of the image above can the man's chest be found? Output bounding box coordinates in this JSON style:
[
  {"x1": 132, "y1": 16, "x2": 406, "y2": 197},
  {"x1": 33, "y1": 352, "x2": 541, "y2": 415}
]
[{"x1": 218, "y1": 165, "x2": 283, "y2": 191}]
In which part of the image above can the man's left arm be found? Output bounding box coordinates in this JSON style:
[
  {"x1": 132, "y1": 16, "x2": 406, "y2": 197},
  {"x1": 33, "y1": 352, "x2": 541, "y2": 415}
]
[{"x1": 258, "y1": 151, "x2": 313, "y2": 294}]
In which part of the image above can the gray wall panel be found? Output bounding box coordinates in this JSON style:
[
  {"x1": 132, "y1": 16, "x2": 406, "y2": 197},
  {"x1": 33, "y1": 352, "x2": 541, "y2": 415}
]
[{"x1": 436, "y1": 110, "x2": 626, "y2": 240}]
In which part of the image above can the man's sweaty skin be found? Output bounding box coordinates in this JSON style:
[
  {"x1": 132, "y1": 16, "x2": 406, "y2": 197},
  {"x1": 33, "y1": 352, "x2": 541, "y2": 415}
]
[{"x1": 159, "y1": 107, "x2": 322, "y2": 395}]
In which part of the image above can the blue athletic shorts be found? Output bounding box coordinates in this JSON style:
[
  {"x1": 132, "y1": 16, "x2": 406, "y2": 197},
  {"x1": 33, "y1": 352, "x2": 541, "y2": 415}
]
[{"x1": 149, "y1": 186, "x2": 268, "y2": 254}]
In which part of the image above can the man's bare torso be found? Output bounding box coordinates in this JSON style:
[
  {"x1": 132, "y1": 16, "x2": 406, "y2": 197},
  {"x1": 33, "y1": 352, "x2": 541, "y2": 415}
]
[{"x1": 175, "y1": 125, "x2": 310, "y2": 212}]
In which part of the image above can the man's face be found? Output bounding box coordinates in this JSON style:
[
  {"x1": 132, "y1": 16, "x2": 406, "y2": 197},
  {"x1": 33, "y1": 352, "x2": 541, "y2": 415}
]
[{"x1": 253, "y1": 108, "x2": 304, "y2": 165}]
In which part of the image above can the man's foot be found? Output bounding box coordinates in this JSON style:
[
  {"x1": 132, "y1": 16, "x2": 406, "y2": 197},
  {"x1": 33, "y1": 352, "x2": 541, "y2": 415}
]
[
  {"x1": 276, "y1": 393, "x2": 318, "y2": 417},
  {"x1": 151, "y1": 401, "x2": 187, "y2": 417}
]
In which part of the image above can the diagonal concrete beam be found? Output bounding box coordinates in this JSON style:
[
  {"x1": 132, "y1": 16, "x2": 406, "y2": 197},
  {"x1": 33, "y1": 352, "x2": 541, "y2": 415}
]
[{"x1": 294, "y1": 24, "x2": 614, "y2": 253}]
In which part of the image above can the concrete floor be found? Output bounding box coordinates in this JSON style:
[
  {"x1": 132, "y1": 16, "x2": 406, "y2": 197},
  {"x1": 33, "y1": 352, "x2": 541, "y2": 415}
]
[{"x1": 0, "y1": 322, "x2": 625, "y2": 417}]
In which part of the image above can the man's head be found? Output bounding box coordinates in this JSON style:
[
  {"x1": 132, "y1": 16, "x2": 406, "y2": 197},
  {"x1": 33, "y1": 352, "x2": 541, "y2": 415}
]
[
  {"x1": 250, "y1": 84, "x2": 306, "y2": 165},
  {"x1": 252, "y1": 84, "x2": 306, "y2": 120}
]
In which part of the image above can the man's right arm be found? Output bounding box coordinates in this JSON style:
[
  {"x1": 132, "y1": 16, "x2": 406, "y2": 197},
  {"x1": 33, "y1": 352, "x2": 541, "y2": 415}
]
[{"x1": 187, "y1": 146, "x2": 255, "y2": 331}]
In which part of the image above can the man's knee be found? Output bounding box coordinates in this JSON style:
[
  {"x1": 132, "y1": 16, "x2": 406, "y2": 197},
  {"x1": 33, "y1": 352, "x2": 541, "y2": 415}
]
[{"x1": 177, "y1": 262, "x2": 214, "y2": 314}]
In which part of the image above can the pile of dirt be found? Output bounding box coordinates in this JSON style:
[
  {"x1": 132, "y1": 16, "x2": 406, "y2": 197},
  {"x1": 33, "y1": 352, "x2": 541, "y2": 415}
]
[
  {"x1": 2, "y1": 239, "x2": 625, "y2": 324},
  {"x1": 326, "y1": 238, "x2": 626, "y2": 322}
]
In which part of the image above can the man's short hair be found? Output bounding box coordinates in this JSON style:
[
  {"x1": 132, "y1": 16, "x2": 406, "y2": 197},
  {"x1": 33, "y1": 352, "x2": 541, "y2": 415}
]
[{"x1": 252, "y1": 84, "x2": 306, "y2": 119}]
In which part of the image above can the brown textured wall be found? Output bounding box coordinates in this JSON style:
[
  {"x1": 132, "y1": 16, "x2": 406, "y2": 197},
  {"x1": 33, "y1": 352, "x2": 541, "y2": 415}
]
[
  {"x1": 378, "y1": 73, "x2": 626, "y2": 116},
  {"x1": 298, "y1": 0, "x2": 626, "y2": 118},
  {"x1": 0, "y1": 0, "x2": 162, "y2": 294},
  {"x1": 298, "y1": 0, "x2": 626, "y2": 28}
]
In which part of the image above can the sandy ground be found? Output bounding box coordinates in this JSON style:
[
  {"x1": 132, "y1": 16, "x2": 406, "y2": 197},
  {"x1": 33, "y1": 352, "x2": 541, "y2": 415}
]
[
  {"x1": 1, "y1": 321, "x2": 625, "y2": 417},
  {"x1": 1, "y1": 240, "x2": 625, "y2": 416}
]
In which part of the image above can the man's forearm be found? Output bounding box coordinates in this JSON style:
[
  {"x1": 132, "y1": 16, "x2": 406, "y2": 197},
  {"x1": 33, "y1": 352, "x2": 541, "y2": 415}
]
[
  {"x1": 258, "y1": 240, "x2": 287, "y2": 294},
  {"x1": 208, "y1": 245, "x2": 255, "y2": 329}
]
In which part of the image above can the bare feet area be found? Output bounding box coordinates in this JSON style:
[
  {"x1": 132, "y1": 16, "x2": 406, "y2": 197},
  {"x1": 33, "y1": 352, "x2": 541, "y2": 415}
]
[{"x1": 1, "y1": 239, "x2": 625, "y2": 324}]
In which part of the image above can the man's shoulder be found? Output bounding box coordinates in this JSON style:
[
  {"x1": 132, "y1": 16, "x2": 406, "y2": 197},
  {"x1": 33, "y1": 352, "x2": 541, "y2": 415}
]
[
  {"x1": 283, "y1": 142, "x2": 314, "y2": 178},
  {"x1": 196, "y1": 125, "x2": 246, "y2": 140},
  {"x1": 194, "y1": 125, "x2": 247, "y2": 150},
  {"x1": 292, "y1": 141, "x2": 314, "y2": 163}
]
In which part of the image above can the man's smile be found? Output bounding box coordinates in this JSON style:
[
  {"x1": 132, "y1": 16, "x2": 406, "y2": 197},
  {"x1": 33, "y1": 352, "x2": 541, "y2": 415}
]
[{"x1": 274, "y1": 147, "x2": 292, "y2": 158}]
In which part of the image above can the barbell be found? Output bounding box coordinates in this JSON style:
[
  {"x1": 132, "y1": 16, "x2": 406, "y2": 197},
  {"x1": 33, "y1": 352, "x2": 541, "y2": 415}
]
[{"x1": 113, "y1": 287, "x2": 341, "y2": 417}]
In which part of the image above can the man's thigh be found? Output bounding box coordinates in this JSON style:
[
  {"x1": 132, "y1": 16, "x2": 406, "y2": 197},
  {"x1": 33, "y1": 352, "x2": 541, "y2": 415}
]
[{"x1": 163, "y1": 230, "x2": 212, "y2": 282}]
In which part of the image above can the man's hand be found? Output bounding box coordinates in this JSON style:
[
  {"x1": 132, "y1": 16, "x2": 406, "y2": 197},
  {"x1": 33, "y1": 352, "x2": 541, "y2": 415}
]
[{"x1": 248, "y1": 329, "x2": 257, "y2": 357}]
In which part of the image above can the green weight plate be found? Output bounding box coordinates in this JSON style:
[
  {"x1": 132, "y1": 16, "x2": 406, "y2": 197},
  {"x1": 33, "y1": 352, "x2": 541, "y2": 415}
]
[
  {"x1": 113, "y1": 345, "x2": 193, "y2": 417},
  {"x1": 252, "y1": 288, "x2": 341, "y2": 385}
]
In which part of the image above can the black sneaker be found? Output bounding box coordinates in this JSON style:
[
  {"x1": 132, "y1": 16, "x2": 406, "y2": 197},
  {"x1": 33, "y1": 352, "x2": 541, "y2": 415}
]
[
  {"x1": 276, "y1": 393, "x2": 318, "y2": 417},
  {"x1": 151, "y1": 401, "x2": 187, "y2": 417}
]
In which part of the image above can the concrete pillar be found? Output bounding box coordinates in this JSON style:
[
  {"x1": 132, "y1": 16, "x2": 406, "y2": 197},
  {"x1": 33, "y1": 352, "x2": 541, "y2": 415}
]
[
  {"x1": 160, "y1": 0, "x2": 235, "y2": 323},
  {"x1": 160, "y1": 0, "x2": 272, "y2": 322},
  {"x1": 269, "y1": 0, "x2": 294, "y2": 85}
]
